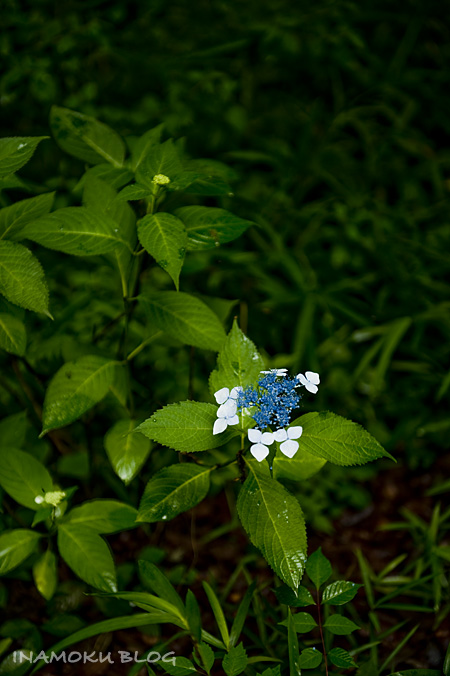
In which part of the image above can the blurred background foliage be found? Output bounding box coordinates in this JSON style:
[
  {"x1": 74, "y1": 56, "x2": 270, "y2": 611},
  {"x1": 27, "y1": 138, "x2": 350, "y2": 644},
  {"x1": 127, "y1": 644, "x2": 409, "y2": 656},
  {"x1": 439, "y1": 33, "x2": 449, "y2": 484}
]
[{"x1": 1, "y1": 0, "x2": 449, "y2": 477}]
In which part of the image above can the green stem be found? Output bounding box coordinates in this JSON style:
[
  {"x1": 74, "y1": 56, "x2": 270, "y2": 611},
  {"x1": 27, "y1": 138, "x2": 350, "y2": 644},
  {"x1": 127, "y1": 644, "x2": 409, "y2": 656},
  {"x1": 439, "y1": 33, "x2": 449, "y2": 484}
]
[
  {"x1": 316, "y1": 589, "x2": 329, "y2": 676},
  {"x1": 126, "y1": 331, "x2": 163, "y2": 362}
]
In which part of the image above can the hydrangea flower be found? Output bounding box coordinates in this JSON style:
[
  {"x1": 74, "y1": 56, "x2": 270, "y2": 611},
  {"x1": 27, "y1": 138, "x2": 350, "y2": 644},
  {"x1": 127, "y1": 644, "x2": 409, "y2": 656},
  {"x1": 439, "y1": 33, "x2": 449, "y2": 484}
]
[
  {"x1": 273, "y1": 426, "x2": 303, "y2": 458},
  {"x1": 296, "y1": 371, "x2": 320, "y2": 394},
  {"x1": 214, "y1": 386, "x2": 242, "y2": 406},
  {"x1": 260, "y1": 368, "x2": 288, "y2": 377},
  {"x1": 237, "y1": 371, "x2": 300, "y2": 431},
  {"x1": 213, "y1": 398, "x2": 239, "y2": 435},
  {"x1": 248, "y1": 429, "x2": 274, "y2": 461}
]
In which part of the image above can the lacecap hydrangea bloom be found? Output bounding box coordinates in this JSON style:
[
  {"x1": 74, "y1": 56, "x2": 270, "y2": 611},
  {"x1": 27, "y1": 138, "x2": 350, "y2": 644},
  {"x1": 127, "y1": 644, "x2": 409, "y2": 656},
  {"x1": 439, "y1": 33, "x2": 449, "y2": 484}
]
[{"x1": 213, "y1": 369, "x2": 320, "y2": 462}]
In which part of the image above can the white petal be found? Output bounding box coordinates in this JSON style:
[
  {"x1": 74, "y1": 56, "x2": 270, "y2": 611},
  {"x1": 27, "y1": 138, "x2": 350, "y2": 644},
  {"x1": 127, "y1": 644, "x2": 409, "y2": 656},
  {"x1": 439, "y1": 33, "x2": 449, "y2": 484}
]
[
  {"x1": 248, "y1": 428, "x2": 262, "y2": 443},
  {"x1": 280, "y1": 439, "x2": 299, "y2": 458},
  {"x1": 214, "y1": 387, "x2": 229, "y2": 405},
  {"x1": 287, "y1": 426, "x2": 303, "y2": 440},
  {"x1": 273, "y1": 428, "x2": 288, "y2": 442},
  {"x1": 260, "y1": 432, "x2": 274, "y2": 445},
  {"x1": 226, "y1": 415, "x2": 239, "y2": 426},
  {"x1": 276, "y1": 368, "x2": 288, "y2": 376},
  {"x1": 250, "y1": 443, "x2": 269, "y2": 461},
  {"x1": 213, "y1": 418, "x2": 227, "y2": 435},
  {"x1": 305, "y1": 382, "x2": 318, "y2": 394},
  {"x1": 305, "y1": 371, "x2": 320, "y2": 385},
  {"x1": 296, "y1": 373, "x2": 307, "y2": 386},
  {"x1": 229, "y1": 386, "x2": 243, "y2": 399},
  {"x1": 217, "y1": 400, "x2": 237, "y2": 417}
]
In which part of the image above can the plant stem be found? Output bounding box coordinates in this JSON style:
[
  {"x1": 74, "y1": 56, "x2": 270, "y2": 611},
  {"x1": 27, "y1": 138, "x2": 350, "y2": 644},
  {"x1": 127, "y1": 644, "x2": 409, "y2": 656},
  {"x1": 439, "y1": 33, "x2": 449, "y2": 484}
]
[
  {"x1": 316, "y1": 589, "x2": 329, "y2": 676},
  {"x1": 126, "y1": 331, "x2": 163, "y2": 362}
]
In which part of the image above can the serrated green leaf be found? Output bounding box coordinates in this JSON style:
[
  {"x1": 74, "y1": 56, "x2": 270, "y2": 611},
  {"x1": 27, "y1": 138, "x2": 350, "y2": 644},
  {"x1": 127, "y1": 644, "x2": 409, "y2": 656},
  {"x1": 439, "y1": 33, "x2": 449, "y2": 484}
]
[
  {"x1": 138, "y1": 560, "x2": 185, "y2": 617},
  {"x1": 0, "y1": 530, "x2": 41, "y2": 575},
  {"x1": 138, "y1": 464, "x2": 211, "y2": 523},
  {"x1": 0, "y1": 313, "x2": 26, "y2": 355},
  {"x1": 184, "y1": 175, "x2": 233, "y2": 196},
  {"x1": 0, "y1": 192, "x2": 55, "y2": 241},
  {"x1": 210, "y1": 319, "x2": 264, "y2": 395},
  {"x1": 323, "y1": 614, "x2": 360, "y2": 635},
  {"x1": 130, "y1": 124, "x2": 165, "y2": 171},
  {"x1": 63, "y1": 500, "x2": 137, "y2": 533},
  {"x1": 136, "y1": 139, "x2": 183, "y2": 187},
  {"x1": 104, "y1": 419, "x2": 151, "y2": 485},
  {"x1": 299, "y1": 647, "x2": 323, "y2": 669},
  {"x1": 0, "y1": 448, "x2": 53, "y2": 510},
  {"x1": 139, "y1": 291, "x2": 226, "y2": 351},
  {"x1": 117, "y1": 183, "x2": 151, "y2": 201},
  {"x1": 32, "y1": 549, "x2": 57, "y2": 601},
  {"x1": 305, "y1": 548, "x2": 331, "y2": 589},
  {"x1": 322, "y1": 580, "x2": 362, "y2": 605},
  {"x1": 194, "y1": 642, "x2": 215, "y2": 674},
  {"x1": 75, "y1": 164, "x2": 134, "y2": 191},
  {"x1": 273, "y1": 448, "x2": 326, "y2": 482},
  {"x1": 138, "y1": 401, "x2": 237, "y2": 453},
  {"x1": 294, "y1": 411, "x2": 393, "y2": 465},
  {"x1": 287, "y1": 612, "x2": 301, "y2": 676},
  {"x1": 237, "y1": 459, "x2": 307, "y2": 590},
  {"x1": 22, "y1": 206, "x2": 129, "y2": 256},
  {"x1": 138, "y1": 213, "x2": 187, "y2": 289},
  {"x1": 0, "y1": 137, "x2": 49, "y2": 177},
  {"x1": 174, "y1": 206, "x2": 252, "y2": 250},
  {"x1": 328, "y1": 647, "x2": 357, "y2": 669},
  {"x1": 223, "y1": 643, "x2": 248, "y2": 676},
  {"x1": 57, "y1": 524, "x2": 117, "y2": 592},
  {"x1": 279, "y1": 612, "x2": 317, "y2": 633},
  {"x1": 275, "y1": 584, "x2": 315, "y2": 607},
  {"x1": 163, "y1": 656, "x2": 198, "y2": 676},
  {"x1": 41, "y1": 356, "x2": 122, "y2": 435},
  {"x1": 257, "y1": 668, "x2": 282, "y2": 676},
  {"x1": 0, "y1": 241, "x2": 49, "y2": 315},
  {"x1": 50, "y1": 106, "x2": 125, "y2": 167}
]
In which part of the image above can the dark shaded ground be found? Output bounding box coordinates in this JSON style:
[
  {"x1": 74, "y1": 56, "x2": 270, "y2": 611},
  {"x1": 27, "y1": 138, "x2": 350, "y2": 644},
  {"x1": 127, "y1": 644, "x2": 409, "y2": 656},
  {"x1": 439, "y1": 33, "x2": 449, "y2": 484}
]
[{"x1": 6, "y1": 455, "x2": 450, "y2": 675}]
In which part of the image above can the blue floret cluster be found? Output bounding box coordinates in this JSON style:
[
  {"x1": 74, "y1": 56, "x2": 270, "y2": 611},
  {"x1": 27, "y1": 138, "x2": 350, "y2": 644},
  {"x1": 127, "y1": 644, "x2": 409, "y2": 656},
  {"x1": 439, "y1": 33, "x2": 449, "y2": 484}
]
[{"x1": 236, "y1": 371, "x2": 301, "y2": 431}]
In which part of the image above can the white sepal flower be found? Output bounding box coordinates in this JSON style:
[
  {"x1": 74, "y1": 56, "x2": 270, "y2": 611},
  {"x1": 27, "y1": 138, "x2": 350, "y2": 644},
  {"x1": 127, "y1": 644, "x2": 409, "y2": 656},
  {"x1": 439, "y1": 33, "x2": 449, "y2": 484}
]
[
  {"x1": 248, "y1": 428, "x2": 274, "y2": 462},
  {"x1": 34, "y1": 495, "x2": 44, "y2": 505},
  {"x1": 273, "y1": 426, "x2": 303, "y2": 458},
  {"x1": 296, "y1": 371, "x2": 320, "y2": 394},
  {"x1": 214, "y1": 386, "x2": 242, "y2": 405},
  {"x1": 260, "y1": 368, "x2": 288, "y2": 377},
  {"x1": 213, "y1": 398, "x2": 239, "y2": 435}
]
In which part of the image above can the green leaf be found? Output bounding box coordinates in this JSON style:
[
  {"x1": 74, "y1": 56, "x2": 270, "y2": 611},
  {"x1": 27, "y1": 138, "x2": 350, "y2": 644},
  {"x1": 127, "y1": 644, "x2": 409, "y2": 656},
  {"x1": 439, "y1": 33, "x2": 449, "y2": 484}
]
[
  {"x1": 186, "y1": 590, "x2": 202, "y2": 642},
  {"x1": 0, "y1": 241, "x2": 49, "y2": 315},
  {"x1": 202, "y1": 581, "x2": 230, "y2": 650},
  {"x1": 63, "y1": 500, "x2": 137, "y2": 533},
  {"x1": 117, "y1": 183, "x2": 151, "y2": 201},
  {"x1": 76, "y1": 163, "x2": 134, "y2": 191},
  {"x1": 50, "y1": 106, "x2": 125, "y2": 167},
  {"x1": 237, "y1": 459, "x2": 307, "y2": 590},
  {"x1": 129, "y1": 124, "x2": 165, "y2": 171},
  {"x1": 0, "y1": 448, "x2": 53, "y2": 510},
  {"x1": 22, "y1": 206, "x2": 129, "y2": 256},
  {"x1": 273, "y1": 448, "x2": 326, "y2": 482},
  {"x1": 210, "y1": 319, "x2": 264, "y2": 395},
  {"x1": 229, "y1": 581, "x2": 256, "y2": 647},
  {"x1": 174, "y1": 206, "x2": 252, "y2": 250},
  {"x1": 294, "y1": 411, "x2": 393, "y2": 466},
  {"x1": 104, "y1": 419, "x2": 151, "y2": 485},
  {"x1": 183, "y1": 175, "x2": 233, "y2": 196},
  {"x1": 322, "y1": 581, "x2": 362, "y2": 605},
  {"x1": 0, "y1": 530, "x2": 41, "y2": 575},
  {"x1": 163, "y1": 657, "x2": 198, "y2": 676},
  {"x1": 41, "y1": 356, "x2": 122, "y2": 435},
  {"x1": 139, "y1": 291, "x2": 226, "y2": 351},
  {"x1": 323, "y1": 615, "x2": 360, "y2": 635},
  {"x1": 299, "y1": 648, "x2": 323, "y2": 669},
  {"x1": 194, "y1": 643, "x2": 215, "y2": 674},
  {"x1": 137, "y1": 401, "x2": 237, "y2": 453},
  {"x1": 275, "y1": 585, "x2": 315, "y2": 607},
  {"x1": 138, "y1": 560, "x2": 185, "y2": 617},
  {"x1": 223, "y1": 643, "x2": 248, "y2": 676},
  {"x1": 287, "y1": 612, "x2": 301, "y2": 676},
  {"x1": 137, "y1": 213, "x2": 187, "y2": 290},
  {"x1": 32, "y1": 549, "x2": 57, "y2": 601},
  {"x1": 57, "y1": 524, "x2": 117, "y2": 592},
  {"x1": 136, "y1": 139, "x2": 183, "y2": 187},
  {"x1": 305, "y1": 548, "x2": 331, "y2": 589},
  {"x1": 0, "y1": 313, "x2": 26, "y2": 356},
  {"x1": 0, "y1": 137, "x2": 49, "y2": 177},
  {"x1": 0, "y1": 411, "x2": 28, "y2": 448},
  {"x1": 328, "y1": 647, "x2": 357, "y2": 669},
  {"x1": 0, "y1": 192, "x2": 55, "y2": 241},
  {"x1": 279, "y1": 612, "x2": 317, "y2": 633},
  {"x1": 138, "y1": 464, "x2": 211, "y2": 523}
]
